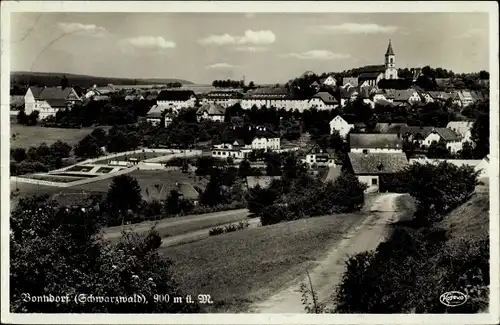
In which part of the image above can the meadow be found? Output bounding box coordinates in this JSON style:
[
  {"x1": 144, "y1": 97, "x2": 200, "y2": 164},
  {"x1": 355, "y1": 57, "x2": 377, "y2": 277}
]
[
  {"x1": 69, "y1": 170, "x2": 209, "y2": 194},
  {"x1": 10, "y1": 122, "x2": 105, "y2": 148},
  {"x1": 160, "y1": 212, "x2": 367, "y2": 312}
]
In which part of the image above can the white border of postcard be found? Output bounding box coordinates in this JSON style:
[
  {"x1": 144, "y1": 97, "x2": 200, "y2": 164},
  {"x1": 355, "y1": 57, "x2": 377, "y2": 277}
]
[{"x1": 1, "y1": 1, "x2": 499, "y2": 324}]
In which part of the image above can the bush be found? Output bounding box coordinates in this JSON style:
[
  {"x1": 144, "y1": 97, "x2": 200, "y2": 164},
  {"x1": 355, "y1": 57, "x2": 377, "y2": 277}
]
[
  {"x1": 209, "y1": 226, "x2": 224, "y2": 236},
  {"x1": 224, "y1": 224, "x2": 237, "y2": 233}
]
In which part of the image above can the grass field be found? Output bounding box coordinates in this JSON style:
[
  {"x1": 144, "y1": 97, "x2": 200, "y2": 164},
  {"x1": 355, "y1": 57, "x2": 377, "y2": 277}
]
[
  {"x1": 10, "y1": 123, "x2": 102, "y2": 148},
  {"x1": 160, "y1": 213, "x2": 366, "y2": 312},
  {"x1": 70, "y1": 170, "x2": 209, "y2": 193}
]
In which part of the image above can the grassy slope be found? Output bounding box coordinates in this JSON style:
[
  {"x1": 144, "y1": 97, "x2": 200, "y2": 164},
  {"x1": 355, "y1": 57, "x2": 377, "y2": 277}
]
[
  {"x1": 70, "y1": 170, "x2": 209, "y2": 193},
  {"x1": 160, "y1": 212, "x2": 366, "y2": 312},
  {"x1": 439, "y1": 191, "x2": 489, "y2": 242}
]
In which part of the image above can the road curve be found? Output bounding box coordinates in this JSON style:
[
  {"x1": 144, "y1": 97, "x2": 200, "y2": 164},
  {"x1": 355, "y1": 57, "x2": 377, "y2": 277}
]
[{"x1": 249, "y1": 193, "x2": 407, "y2": 313}]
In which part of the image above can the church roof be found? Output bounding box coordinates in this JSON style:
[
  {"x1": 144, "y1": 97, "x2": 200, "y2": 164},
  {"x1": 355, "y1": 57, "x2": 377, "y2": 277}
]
[{"x1": 385, "y1": 40, "x2": 395, "y2": 56}]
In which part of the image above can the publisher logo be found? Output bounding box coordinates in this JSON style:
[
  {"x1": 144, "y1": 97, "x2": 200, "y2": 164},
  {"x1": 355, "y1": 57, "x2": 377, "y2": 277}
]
[{"x1": 439, "y1": 291, "x2": 468, "y2": 307}]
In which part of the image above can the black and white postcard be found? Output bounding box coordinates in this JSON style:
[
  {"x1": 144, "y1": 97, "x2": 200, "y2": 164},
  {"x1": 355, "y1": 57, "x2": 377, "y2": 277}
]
[{"x1": 1, "y1": 1, "x2": 498, "y2": 324}]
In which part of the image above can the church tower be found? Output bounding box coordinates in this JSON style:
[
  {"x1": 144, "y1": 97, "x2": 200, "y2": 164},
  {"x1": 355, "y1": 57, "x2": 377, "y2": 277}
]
[{"x1": 384, "y1": 39, "x2": 398, "y2": 80}]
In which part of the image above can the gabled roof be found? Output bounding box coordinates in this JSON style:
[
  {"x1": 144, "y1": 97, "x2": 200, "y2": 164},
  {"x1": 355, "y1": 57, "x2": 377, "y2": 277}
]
[
  {"x1": 349, "y1": 133, "x2": 403, "y2": 149},
  {"x1": 342, "y1": 77, "x2": 359, "y2": 87},
  {"x1": 433, "y1": 128, "x2": 462, "y2": 142},
  {"x1": 348, "y1": 152, "x2": 408, "y2": 174},
  {"x1": 312, "y1": 91, "x2": 339, "y2": 105},
  {"x1": 177, "y1": 183, "x2": 200, "y2": 200},
  {"x1": 196, "y1": 103, "x2": 226, "y2": 115},
  {"x1": 38, "y1": 87, "x2": 77, "y2": 100},
  {"x1": 404, "y1": 126, "x2": 435, "y2": 138},
  {"x1": 243, "y1": 87, "x2": 290, "y2": 99},
  {"x1": 28, "y1": 86, "x2": 44, "y2": 98},
  {"x1": 157, "y1": 90, "x2": 196, "y2": 101}
]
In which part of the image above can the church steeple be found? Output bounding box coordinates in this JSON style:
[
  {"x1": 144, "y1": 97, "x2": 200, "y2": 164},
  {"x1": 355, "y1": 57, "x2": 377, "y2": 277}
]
[{"x1": 385, "y1": 39, "x2": 395, "y2": 56}]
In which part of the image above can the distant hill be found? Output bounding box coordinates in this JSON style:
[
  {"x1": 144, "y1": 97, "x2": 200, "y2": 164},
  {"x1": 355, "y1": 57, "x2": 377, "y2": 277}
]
[{"x1": 11, "y1": 71, "x2": 194, "y2": 88}]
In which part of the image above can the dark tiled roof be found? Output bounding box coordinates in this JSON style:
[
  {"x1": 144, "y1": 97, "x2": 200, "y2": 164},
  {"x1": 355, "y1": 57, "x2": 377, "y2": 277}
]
[
  {"x1": 434, "y1": 128, "x2": 462, "y2": 142},
  {"x1": 38, "y1": 87, "x2": 76, "y2": 100},
  {"x1": 29, "y1": 86, "x2": 43, "y2": 97},
  {"x1": 312, "y1": 91, "x2": 339, "y2": 104},
  {"x1": 358, "y1": 65, "x2": 386, "y2": 73},
  {"x1": 358, "y1": 72, "x2": 383, "y2": 80},
  {"x1": 385, "y1": 40, "x2": 395, "y2": 56},
  {"x1": 349, "y1": 133, "x2": 403, "y2": 149},
  {"x1": 157, "y1": 90, "x2": 196, "y2": 101},
  {"x1": 177, "y1": 183, "x2": 199, "y2": 200},
  {"x1": 324, "y1": 166, "x2": 342, "y2": 182},
  {"x1": 197, "y1": 103, "x2": 226, "y2": 115},
  {"x1": 348, "y1": 152, "x2": 408, "y2": 174},
  {"x1": 50, "y1": 191, "x2": 101, "y2": 207},
  {"x1": 404, "y1": 126, "x2": 435, "y2": 139},
  {"x1": 243, "y1": 87, "x2": 290, "y2": 99},
  {"x1": 45, "y1": 99, "x2": 70, "y2": 108}
]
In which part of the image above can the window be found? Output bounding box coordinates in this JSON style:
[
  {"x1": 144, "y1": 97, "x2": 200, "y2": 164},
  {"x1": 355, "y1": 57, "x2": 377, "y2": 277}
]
[{"x1": 372, "y1": 178, "x2": 378, "y2": 185}]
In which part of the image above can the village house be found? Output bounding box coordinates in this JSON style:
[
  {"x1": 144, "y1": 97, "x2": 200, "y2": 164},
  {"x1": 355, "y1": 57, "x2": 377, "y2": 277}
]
[
  {"x1": 321, "y1": 75, "x2": 337, "y2": 87},
  {"x1": 426, "y1": 91, "x2": 450, "y2": 103},
  {"x1": 419, "y1": 92, "x2": 435, "y2": 103},
  {"x1": 409, "y1": 155, "x2": 490, "y2": 179},
  {"x1": 422, "y1": 127, "x2": 463, "y2": 153},
  {"x1": 240, "y1": 87, "x2": 309, "y2": 111},
  {"x1": 341, "y1": 77, "x2": 359, "y2": 89},
  {"x1": 372, "y1": 89, "x2": 394, "y2": 103},
  {"x1": 302, "y1": 144, "x2": 336, "y2": 167},
  {"x1": 145, "y1": 105, "x2": 174, "y2": 127},
  {"x1": 124, "y1": 94, "x2": 144, "y2": 101},
  {"x1": 358, "y1": 72, "x2": 385, "y2": 87},
  {"x1": 157, "y1": 89, "x2": 197, "y2": 110},
  {"x1": 211, "y1": 141, "x2": 252, "y2": 160},
  {"x1": 349, "y1": 133, "x2": 404, "y2": 153},
  {"x1": 329, "y1": 115, "x2": 356, "y2": 138},
  {"x1": 457, "y1": 90, "x2": 476, "y2": 107},
  {"x1": 203, "y1": 90, "x2": 243, "y2": 108},
  {"x1": 251, "y1": 126, "x2": 281, "y2": 151},
  {"x1": 24, "y1": 86, "x2": 82, "y2": 120},
  {"x1": 403, "y1": 126, "x2": 435, "y2": 145},
  {"x1": 446, "y1": 121, "x2": 474, "y2": 143},
  {"x1": 196, "y1": 103, "x2": 226, "y2": 122},
  {"x1": 309, "y1": 91, "x2": 339, "y2": 110},
  {"x1": 346, "y1": 152, "x2": 409, "y2": 193},
  {"x1": 393, "y1": 89, "x2": 421, "y2": 106}
]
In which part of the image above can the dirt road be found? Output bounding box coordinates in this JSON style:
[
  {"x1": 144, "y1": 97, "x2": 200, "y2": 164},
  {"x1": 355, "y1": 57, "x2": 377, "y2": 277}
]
[
  {"x1": 102, "y1": 208, "x2": 250, "y2": 240},
  {"x1": 249, "y1": 193, "x2": 408, "y2": 313}
]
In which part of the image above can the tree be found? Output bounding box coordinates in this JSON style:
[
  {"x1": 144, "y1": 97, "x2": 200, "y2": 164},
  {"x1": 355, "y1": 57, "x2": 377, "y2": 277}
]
[
  {"x1": 50, "y1": 140, "x2": 72, "y2": 158},
  {"x1": 199, "y1": 171, "x2": 226, "y2": 207},
  {"x1": 265, "y1": 153, "x2": 282, "y2": 176},
  {"x1": 457, "y1": 141, "x2": 475, "y2": 159},
  {"x1": 61, "y1": 75, "x2": 69, "y2": 89},
  {"x1": 11, "y1": 148, "x2": 27, "y2": 163},
  {"x1": 426, "y1": 140, "x2": 452, "y2": 159},
  {"x1": 17, "y1": 109, "x2": 27, "y2": 124},
  {"x1": 106, "y1": 175, "x2": 143, "y2": 215},
  {"x1": 74, "y1": 135, "x2": 102, "y2": 158},
  {"x1": 471, "y1": 111, "x2": 489, "y2": 159},
  {"x1": 10, "y1": 195, "x2": 200, "y2": 313},
  {"x1": 248, "y1": 81, "x2": 255, "y2": 88},
  {"x1": 238, "y1": 159, "x2": 252, "y2": 178},
  {"x1": 479, "y1": 70, "x2": 489, "y2": 80}
]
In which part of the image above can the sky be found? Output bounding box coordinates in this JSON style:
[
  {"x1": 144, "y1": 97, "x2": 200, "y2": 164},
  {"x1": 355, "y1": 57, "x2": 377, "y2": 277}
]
[{"x1": 10, "y1": 12, "x2": 490, "y2": 84}]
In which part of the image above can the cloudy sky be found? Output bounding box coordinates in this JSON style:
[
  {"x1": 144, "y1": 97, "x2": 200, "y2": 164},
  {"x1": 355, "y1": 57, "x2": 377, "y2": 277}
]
[{"x1": 11, "y1": 12, "x2": 489, "y2": 84}]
